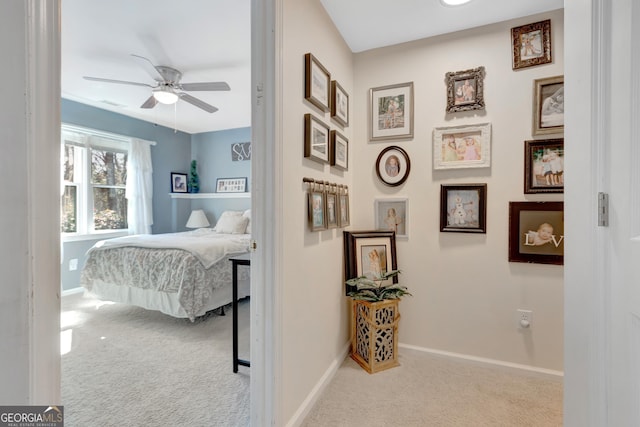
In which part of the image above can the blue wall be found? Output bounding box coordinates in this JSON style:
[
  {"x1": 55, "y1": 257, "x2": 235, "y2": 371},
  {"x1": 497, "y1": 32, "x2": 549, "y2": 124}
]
[{"x1": 60, "y1": 99, "x2": 250, "y2": 290}]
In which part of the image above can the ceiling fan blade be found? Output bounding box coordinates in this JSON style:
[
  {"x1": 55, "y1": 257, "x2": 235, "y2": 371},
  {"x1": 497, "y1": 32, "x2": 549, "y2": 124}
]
[
  {"x1": 140, "y1": 95, "x2": 158, "y2": 109},
  {"x1": 84, "y1": 76, "x2": 153, "y2": 88},
  {"x1": 179, "y1": 93, "x2": 218, "y2": 113},
  {"x1": 180, "y1": 82, "x2": 231, "y2": 92},
  {"x1": 131, "y1": 54, "x2": 165, "y2": 82}
]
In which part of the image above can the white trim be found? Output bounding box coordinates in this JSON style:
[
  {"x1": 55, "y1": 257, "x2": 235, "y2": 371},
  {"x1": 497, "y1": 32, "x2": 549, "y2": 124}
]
[
  {"x1": 399, "y1": 343, "x2": 564, "y2": 378},
  {"x1": 62, "y1": 287, "x2": 85, "y2": 297},
  {"x1": 27, "y1": 0, "x2": 61, "y2": 404},
  {"x1": 285, "y1": 342, "x2": 351, "y2": 427}
]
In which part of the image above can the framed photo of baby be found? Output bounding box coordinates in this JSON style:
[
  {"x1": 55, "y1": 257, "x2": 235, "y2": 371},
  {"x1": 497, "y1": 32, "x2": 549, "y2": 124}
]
[
  {"x1": 533, "y1": 75, "x2": 564, "y2": 135},
  {"x1": 508, "y1": 201, "x2": 564, "y2": 265},
  {"x1": 445, "y1": 67, "x2": 485, "y2": 113},
  {"x1": 375, "y1": 198, "x2": 408, "y2": 239},
  {"x1": 440, "y1": 184, "x2": 487, "y2": 233},
  {"x1": 524, "y1": 139, "x2": 564, "y2": 194},
  {"x1": 343, "y1": 230, "x2": 398, "y2": 295},
  {"x1": 375, "y1": 146, "x2": 411, "y2": 186},
  {"x1": 433, "y1": 123, "x2": 491, "y2": 170}
]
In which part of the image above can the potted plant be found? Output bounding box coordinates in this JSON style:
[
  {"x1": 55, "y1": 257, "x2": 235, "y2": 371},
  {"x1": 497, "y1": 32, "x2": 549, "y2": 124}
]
[
  {"x1": 346, "y1": 270, "x2": 410, "y2": 374},
  {"x1": 188, "y1": 160, "x2": 200, "y2": 193}
]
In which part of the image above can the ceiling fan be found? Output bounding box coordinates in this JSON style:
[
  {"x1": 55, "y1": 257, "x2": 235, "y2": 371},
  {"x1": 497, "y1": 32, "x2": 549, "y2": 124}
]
[{"x1": 83, "y1": 54, "x2": 230, "y2": 113}]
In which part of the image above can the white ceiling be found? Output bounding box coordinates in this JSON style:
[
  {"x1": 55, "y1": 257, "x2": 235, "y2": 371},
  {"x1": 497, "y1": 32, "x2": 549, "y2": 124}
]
[{"x1": 61, "y1": 0, "x2": 563, "y2": 135}]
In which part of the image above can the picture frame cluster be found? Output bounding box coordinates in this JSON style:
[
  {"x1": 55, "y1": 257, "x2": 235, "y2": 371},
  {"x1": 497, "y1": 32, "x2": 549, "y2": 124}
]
[{"x1": 305, "y1": 178, "x2": 350, "y2": 232}]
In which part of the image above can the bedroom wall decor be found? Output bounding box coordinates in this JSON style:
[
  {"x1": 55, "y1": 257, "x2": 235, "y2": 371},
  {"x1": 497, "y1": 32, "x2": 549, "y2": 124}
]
[
  {"x1": 511, "y1": 19, "x2": 552, "y2": 70},
  {"x1": 171, "y1": 172, "x2": 188, "y2": 193},
  {"x1": 304, "y1": 113, "x2": 330, "y2": 164},
  {"x1": 231, "y1": 142, "x2": 251, "y2": 161},
  {"x1": 440, "y1": 184, "x2": 487, "y2": 233},
  {"x1": 374, "y1": 198, "x2": 408, "y2": 239},
  {"x1": 329, "y1": 130, "x2": 348, "y2": 170},
  {"x1": 524, "y1": 139, "x2": 564, "y2": 194},
  {"x1": 216, "y1": 177, "x2": 248, "y2": 193},
  {"x1": 304, "y1": 52, "x2": 331, "y2": 111},
  {"x1": 369, "y1": 82, "x2": 414, "y2": 141},
  {"x1": 508, "y1": 201, "x2": 564, "y2": 265},
  {"x1": 433, "y1": 123, "x2": 491, "y2": 170},
  {"x1": 375, "y1": 145, "x2": 410, "y2": 187},
  {"x1": 330, "y1": 80, "x2": 349, "y2": 127},
  {"x1": 533, "y1": 75, "x2": 564, "y2": 135},
  {"x1": 445, "y1": 66, "x2": 485, "y2": 113}
]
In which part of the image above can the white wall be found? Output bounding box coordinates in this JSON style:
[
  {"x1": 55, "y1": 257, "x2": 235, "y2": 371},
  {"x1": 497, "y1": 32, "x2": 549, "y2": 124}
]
[
  {"x1": 281, "y1": 0, "x2": 355, "y2": 421},
  {"x1": 352, "y1": 10, "x2": 565, "y2": 371}
]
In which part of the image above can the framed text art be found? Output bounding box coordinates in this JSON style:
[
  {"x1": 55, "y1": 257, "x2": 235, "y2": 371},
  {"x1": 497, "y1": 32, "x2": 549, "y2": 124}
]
[
  {"x1": 343, "y1": 230, "x2": 398, "y2": 295},
  {"x1": 511, "y1": 19, "x2": 552, "y2": 70},
  {"x1": 533, "y1": 75, "x2": 564, "y2": 135},
  {"x1": 508, "y1": 201, "x2": 564, "y2": 265},
  {"x1": 440, "y1": 184, "x2": 487, "y2": 233},
  {"x1": 331, "y1": 80, "x2": 349, "y2": 127},
  {"x1": 304, "y1": 113, "x2": 330, "y2": 164},
  {"x1": 304, "y1": 53, "x2": 331, "y2": 112},
  {"x1": 524, "y1": 139, "x2": 564, "y2": 194},
  {"x1": 445, "y1": 67, "x2": 485, "y2": 113},
  {"x1": 433, "y1": 123, "x2": 491, "y2": 170},
  {"x1": 375, "y1": 146, "x2": 411, "y2": 187},
  {"x1": 216, "y1": 177, "x2": 248, "y2": 193},
  {"x1": 369, "y1": 82, "x2": 414, "y2": 141}
]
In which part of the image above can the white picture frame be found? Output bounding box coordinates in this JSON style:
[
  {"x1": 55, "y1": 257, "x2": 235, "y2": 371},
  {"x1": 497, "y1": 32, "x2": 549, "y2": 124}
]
[
  {"x1": 374, "y1": 198, "x2": 409, "y2": 239},
  {"x1": 433, "y1": 123, "x2": 492, "y2": 170}
]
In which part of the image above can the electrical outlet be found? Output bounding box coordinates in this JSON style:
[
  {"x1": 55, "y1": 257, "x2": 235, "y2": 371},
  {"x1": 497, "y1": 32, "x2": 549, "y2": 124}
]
[
  {"x1": 517, "y1": 309, "x2": 533, "y2": 329},
  {"x1": 69, "y1": 258, "x2": 78, "y2": 271}
]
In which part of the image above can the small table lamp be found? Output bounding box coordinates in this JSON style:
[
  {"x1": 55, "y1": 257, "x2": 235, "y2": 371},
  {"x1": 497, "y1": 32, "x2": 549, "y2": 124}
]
[{"x1": 185, "y1": 209, "x2": 210, "y2": 228}]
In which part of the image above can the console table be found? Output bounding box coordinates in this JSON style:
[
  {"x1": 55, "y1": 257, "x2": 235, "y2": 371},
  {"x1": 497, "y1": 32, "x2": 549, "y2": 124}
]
[{"x1": 230, "y1": 254, "x2": 251, "y2": 373}]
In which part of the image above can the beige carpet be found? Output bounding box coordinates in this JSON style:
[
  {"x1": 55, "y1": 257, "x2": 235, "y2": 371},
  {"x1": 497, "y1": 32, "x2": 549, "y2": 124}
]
[
  {"x1": 302, "y1": 348, "x2": 562, "y2": 427},
  {"x1": 61, "y1": 292, "x2": 250, "y2": 427}
]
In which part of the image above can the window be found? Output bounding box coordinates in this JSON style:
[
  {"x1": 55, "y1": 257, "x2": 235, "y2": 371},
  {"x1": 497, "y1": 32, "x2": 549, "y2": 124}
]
[{"x1": 61, "y1": 125, "x2": 129, "y2": 236}]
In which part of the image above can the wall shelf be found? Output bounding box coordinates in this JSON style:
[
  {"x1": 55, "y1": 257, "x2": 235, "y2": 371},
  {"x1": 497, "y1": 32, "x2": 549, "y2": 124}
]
[{"x1": 169, "y1": 192, "x2": 250, "y2": 199}]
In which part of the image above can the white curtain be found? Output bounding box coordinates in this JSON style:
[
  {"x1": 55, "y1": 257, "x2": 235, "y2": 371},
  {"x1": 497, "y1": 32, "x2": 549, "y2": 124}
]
[{"x1": 126, "y1": 138, "x2": 154, "y2": 234}]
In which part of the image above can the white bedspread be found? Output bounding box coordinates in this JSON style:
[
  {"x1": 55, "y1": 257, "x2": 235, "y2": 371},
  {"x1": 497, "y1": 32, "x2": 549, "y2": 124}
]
[{"x1": 89, "y1": 229, "x2": 250, "y2": 268}]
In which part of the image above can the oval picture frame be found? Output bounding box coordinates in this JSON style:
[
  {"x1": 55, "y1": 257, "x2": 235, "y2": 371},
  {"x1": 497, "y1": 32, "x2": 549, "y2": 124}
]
[{"x1": 375, "y1": 146, "x2": 410, "y2": 187}]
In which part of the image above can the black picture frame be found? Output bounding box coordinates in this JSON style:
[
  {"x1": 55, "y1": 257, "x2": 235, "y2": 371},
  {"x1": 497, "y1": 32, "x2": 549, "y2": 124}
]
[
  {"x1": 170, "y1": 172, "x2": 188, "y2": 193},
  {"x1": 343, "y1": 230, "x2": 398, "y2": 295},
  {"x1": 524, "y1": 139, "x2": 564, "y2": 194},
  {"x1": 508, "y1": 201, "x2": 564, "y2": 265},
  {"x1": 440, "y1": 184, "x2": 487, "y2": 233},
  {"x1": 375, "y1": 146, "x2": 410, "y2": 187}
]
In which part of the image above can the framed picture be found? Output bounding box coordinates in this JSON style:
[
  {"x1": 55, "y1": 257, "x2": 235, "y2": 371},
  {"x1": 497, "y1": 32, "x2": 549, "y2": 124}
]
[
  {"x1": 375, "y1": 146, "x2": 411, "y2": 187},
  {"x1": 304, "y1": 113, "x2": 330, "y2": 164},
  {"x1": 170, "y1": 172, "x2": 188, "y2": 193},
  {"x1": 216, "y1": 177, "x2": 248, "y2": 193},
  {"x1": 375, "y1": 198, "x2": 408, "y2": 239},
  {"x1": 325, "y1": 184, "x2": 338, "y2": 229},
  {"x1": 329, "y1": 130, "x2": 348, "y2": 171},
  {"x1": 511, "y1": 19, "x2": 552, "y2": 70},
  {"x1": 369, "y1": 82, "x2": 414, "y2": 141},
  {"x1": 343, "y1": 230, "x2": 398, "y2": 294},
  {"x1": 440, "y1": 184, "x2": 487, "y2": 233},
  {"x1": 304, "y1": 53, "x2": 331, "y2": 111},
  {"x1": 308, "y1": 190, "x2": 327, "y2": 231},
  {"x1": 508, "y1": 201, "x2": 564, "y2": 265},
  {"x1": 331, "y1": 80, "x2": 349, "y2": 127},
  {"x1": 533, "y1": 75, "x2": 564, "y2": 135},
  {"x1": 445, "y1": 67, "x2": 485, "y2": 113},
  {"x1": 524, "y1": 139, "x2": 564, "y2": 194},
  {"x1": 337, "y1": 186, "x2": 350, "y2": 228},
  {"x1": 433, "y1": 123, "x2": 491, "y2": 170}
]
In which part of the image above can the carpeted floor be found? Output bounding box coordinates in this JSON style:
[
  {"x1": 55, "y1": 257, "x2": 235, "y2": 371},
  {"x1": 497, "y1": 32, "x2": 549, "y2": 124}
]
[
  {"x1": 301, "y1": 348, "x2": 563, "y2": 427},
  {"x1": 61, "y1": 292, "x2": 250, "y2": 427}
]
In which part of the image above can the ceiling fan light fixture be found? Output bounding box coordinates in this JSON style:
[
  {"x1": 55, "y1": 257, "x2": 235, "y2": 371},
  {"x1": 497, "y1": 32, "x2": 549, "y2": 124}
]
[
  {"x1": 439, "y1": 0, "x2": 473, "y2": 6},
  {"x1": 153, "y1": 87, "x2": 179, "y2": 105}
]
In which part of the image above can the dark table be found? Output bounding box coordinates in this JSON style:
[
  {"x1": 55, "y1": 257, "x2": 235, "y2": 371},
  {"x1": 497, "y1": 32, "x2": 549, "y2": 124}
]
[{"x1": 230, "y1": 254, "x2": 250, "y2": 373}]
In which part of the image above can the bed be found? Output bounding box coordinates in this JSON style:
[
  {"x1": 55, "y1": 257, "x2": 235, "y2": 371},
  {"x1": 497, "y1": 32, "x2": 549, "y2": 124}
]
[{"x1": 80, "y1": 210, "x2": 252, "y2": 321}]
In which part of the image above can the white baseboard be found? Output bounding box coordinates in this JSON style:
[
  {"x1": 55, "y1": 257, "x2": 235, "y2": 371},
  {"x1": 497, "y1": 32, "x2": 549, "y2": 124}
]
[
  {"x1": 61, "y1": 287, "x2": 84, "y2": 297},
  {"x1": 285, "y1": 341, "x2": 351, "y2": 427},
  {"x1": 399, "y1": 343, "x2": 564, "y2": 378}
]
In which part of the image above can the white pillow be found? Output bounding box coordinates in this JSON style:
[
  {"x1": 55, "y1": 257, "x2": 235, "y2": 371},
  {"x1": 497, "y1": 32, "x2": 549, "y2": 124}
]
[
  {"x1": 243, "y1": 209, "x2": 251, "y2": 234},
  {"x1": 214, "y1": 211, "x2": 249, "y2": 234}
]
